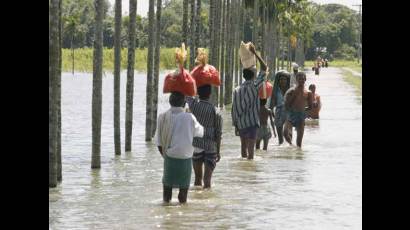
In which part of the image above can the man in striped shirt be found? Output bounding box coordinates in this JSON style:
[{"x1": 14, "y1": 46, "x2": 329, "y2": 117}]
[
  {"x1": 187, "y1": 85, "x2": 223, "y2": 188},
  {"x1": 232, "y1": 44, "x2": 268, "y2": 160}
]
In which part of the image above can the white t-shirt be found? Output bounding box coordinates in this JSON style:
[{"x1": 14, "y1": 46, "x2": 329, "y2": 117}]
[{"x1": 156, "y1": 107, "x2": 204, "y2": 159}]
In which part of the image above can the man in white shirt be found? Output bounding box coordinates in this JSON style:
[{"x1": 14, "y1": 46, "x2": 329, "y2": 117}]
[{"x1": 156, "y1": 91, "x2": 204, "y2": 203}]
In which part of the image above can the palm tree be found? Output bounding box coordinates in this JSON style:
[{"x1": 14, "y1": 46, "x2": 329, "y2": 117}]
[
  {"x1": 189, "y1": 0, "x2": 195, "y2": 70},
  {"x1": 239, "y1": 0, "x2": 244, "y2": 85},
  {"x1": 113, "y1": 0, "x2": 121, "y2": 155},
  {"x1": 152, "y1": 0, "x2": 162, "y2": 138},
  {"x1": 210, "y1": 0, "x2": 219, "y2": 106},
  {"x1": 125, "y1": 0, "x2": 137, "y2": 150},
  {"x1": 49, "y1": 0, "x2": 60, "y2": 188},
  {"x1": 195, "y1": 0, "x2": 202, "y2": 55},
  {"x1": 253, "y1": 0, "x2": 258, "y2": 46},
  {"x1": 233, "y1": 0, "x2": 238, "y2": 88},
  {"x1": 230, "y1": 0, "x2": 235, "y2": 88},
  {"x1": 209, "y1": 0, "x2": 214, "y2": 66},
  {"x1": 91, "y1": 0, "x2": 104, "y2": 169},
  {"x1": 261, "y1": 1, "x2": 266, "y2": 59},
  {"x1": 145, "y1": 0, "x2": 155, "y2": 141},
  {"x1": 182, "y1": 0, "x2": 189, "y2": 68},
  {"x1": 224, "y1": 0, "x2": 232, "y2": 106},
  {"x1": 57, "y1": 0, "x2": 62, "y2": 182},
  {"x1": 219, "y1": 0, "x2": 226, "y2": 108}
]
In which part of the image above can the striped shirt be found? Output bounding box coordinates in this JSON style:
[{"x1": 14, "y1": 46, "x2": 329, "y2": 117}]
[
  {"x1": 187, "y1": 97, "x2": 223, "y2": 153},
  {"x1": 232, "y1": 71, "x2": 266, "y2": 130}
]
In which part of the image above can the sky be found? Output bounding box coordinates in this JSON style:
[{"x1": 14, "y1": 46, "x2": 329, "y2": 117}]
[{"x1": 108, "y1": 0, "x2": 362, "y2": 17}]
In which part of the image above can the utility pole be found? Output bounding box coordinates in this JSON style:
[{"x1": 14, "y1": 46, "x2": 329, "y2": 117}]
[{"x1": 353, "y1": 4, "x2": 362, "y2": 64}]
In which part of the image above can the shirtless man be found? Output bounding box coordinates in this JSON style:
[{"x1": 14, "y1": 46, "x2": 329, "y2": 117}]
[
  {"x1": 283, "y1": 72, "x2": 313, "y2": 148},
  {"x1": 307, "y1": 84, "x2": 321, "y2": 119}
]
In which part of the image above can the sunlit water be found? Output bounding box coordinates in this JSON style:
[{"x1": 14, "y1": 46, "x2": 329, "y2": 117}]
[{"x1": 49, "y1": 67, "x2": 361, "y2": 229}]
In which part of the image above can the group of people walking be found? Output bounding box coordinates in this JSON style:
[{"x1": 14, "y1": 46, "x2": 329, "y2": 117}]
[{"x1": 155, "y1": 42, "x2": 322, "y2": 203}]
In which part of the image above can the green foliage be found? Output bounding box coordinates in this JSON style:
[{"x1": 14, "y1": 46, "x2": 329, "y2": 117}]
[
  {"x1": 62, "y1": 0, "x2": 211, "y2": 49},
  {"x1": 334, "y1": 44, "x2": 356, "y2": 60},
  {"x1": 307, "y1": 3, "x2": 360, "y2": 59}
]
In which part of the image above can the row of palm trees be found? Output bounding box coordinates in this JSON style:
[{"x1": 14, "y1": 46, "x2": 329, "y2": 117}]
[
  {"x1": 49, "y1": 0, "x2": 317, "y2": 188},
  {"x1": 49, "y1": 0, "x2": 165, "y2": 187}
]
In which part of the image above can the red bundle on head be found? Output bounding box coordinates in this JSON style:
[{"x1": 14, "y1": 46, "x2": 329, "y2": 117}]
[
  {"x1": 163, "y1": 67, "x2": 197, "y2": 96},
  {"x1": 190, "y1": 64, "x2": 221, "y2": 87},
  {"x1": 258, "y1": 81, "x2": 273, "y2": 99}
]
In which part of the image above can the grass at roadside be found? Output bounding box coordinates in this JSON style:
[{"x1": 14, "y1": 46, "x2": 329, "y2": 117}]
[
  {"x1": 341, "y1": 69, "x2": 362, "y2": 103},
  {"x1": 62, "y1": 48, "x2": 187, "y2": 73}
]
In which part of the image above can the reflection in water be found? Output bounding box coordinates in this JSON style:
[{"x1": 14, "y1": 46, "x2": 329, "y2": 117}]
[{"x1": 50, "y1": 68, "x2": 361, "y2": 229}]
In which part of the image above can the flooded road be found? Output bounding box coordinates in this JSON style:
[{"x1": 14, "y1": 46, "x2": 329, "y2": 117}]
[{"x1": 49, "y1": 67, "x2": 362, "y2": 229}]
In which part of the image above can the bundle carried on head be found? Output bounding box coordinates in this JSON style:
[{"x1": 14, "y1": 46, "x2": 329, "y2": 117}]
[
  {"x1": 163, "y1": 43, "x2": 197, "y2": 96},
  {"x1": 190, "y1": 48, "x2": 221, "y2": 87},
  {"x1": 175, "y1": 43, "x2": 187, "y2": 67},
  {"x1": 239, "y1": 41, "x2": 256, "y2": 69}
]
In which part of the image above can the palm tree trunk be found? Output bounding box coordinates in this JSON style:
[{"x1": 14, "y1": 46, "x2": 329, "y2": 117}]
[
  {"x1": 195, "y1": 0, "x2": 201, "y2": 53},
  {"x1": 49, "y1": 0, "x2": 60, "y2": 187},
  {"x1": 57, "y1": 0, "x2": 62, "y2": 182},
  {"x1": 228, "y1": 0, "x2": 235, "y2": 90},
  {"x1": 125, "y1": 0, "x2": 137, "y2": 150},
  {"x1": 233, "y1": 0, "x2": 238, "y2": 88},
  {"x1": 91, "y1": 0, "x2": 104, "y2": 168},
  {"x1": 145, "y1": 0, "x2": 154, "y2": 141},
  {"x1": 219, "y1": 0, "x2": 226, "y2": 108},
  {"x1": 276, "y1": 25, "x2": 280, "y2": 71},
  {"x1": 113, "y1": 0, "x2": 122, "y2": 155},
  {"x1": 231, "y1": 0, "x2": 235, "y2": 87},
  {"x1": 216, "y1": 0, "x2": 221, "y2": 105},
  {"x1": 281, "y1": 32, "x2": 284, "y2": 70},
  {"x1": 224, "y1": 0, "x2": 231, "y2": 106},
  {"x1": 189, "y1": 0, "x2": 196, "y2": 70},
  {"x1": 182, "y1": 0, "x2": 188, "y2": 68},
  {"x1": 295, "y1": 38, "x2": 302, "y2": 67},
  {"x1": 152, "y1": 0, "x2": 162, "y2": 138},
  {"x1": 209, "y1": 0, "x2": 214, "y2": 66},
  {"x1": 253, "y1": 0, "x2": 258, "y2": 45},
  {"x1": 287, "y1": 37, "x2": 291, "y2": 71},
  {"x1": 261, "y1": 2, "x2": 265, "y2": 60},
  {"x1": 267, "y1": 17, "x2": 274, "y2": 75},
  {"x1": 239, "y1": 0, "x2": 244, "y2": 85},
  {"x1": 210, "y1": 0, "x2": 218, "y2": 106},
  {"x1": 272, "y1": 21, "x2": 277, "y2": 78}
]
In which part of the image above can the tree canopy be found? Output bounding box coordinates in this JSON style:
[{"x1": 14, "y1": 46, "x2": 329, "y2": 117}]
[{"x1": 61, "y1": 0, "x2": 361, "y2": 60}]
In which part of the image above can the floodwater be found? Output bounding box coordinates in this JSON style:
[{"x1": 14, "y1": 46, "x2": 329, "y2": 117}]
[{"x1": 49, "y1": 67, "x2": 362, "y2": 229}]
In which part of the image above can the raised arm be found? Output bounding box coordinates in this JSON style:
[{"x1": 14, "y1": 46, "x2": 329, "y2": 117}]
[{"x1": 249, "y1": 43, "x2": 267, "y2": 71}]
